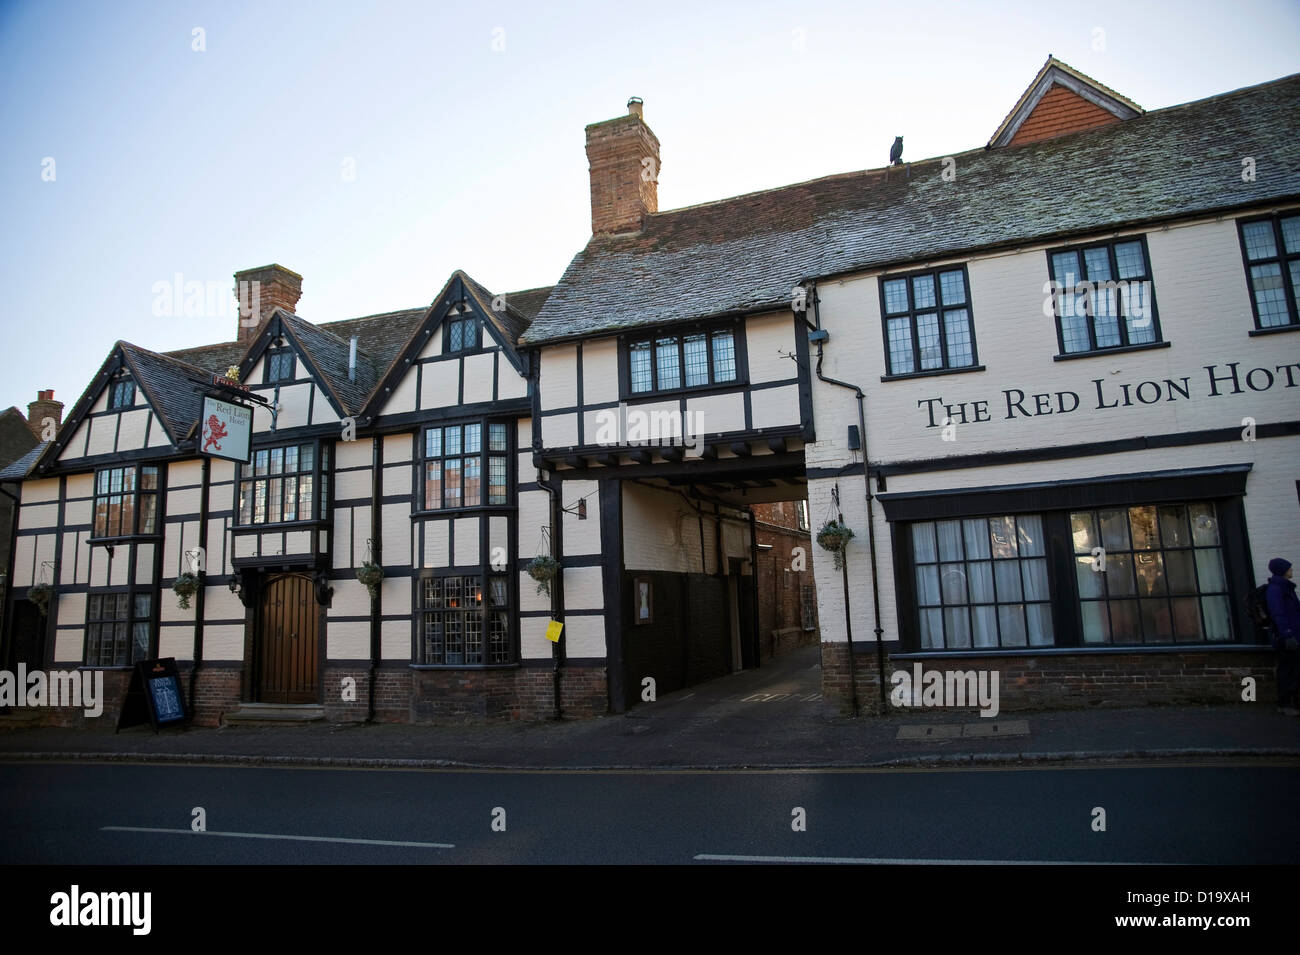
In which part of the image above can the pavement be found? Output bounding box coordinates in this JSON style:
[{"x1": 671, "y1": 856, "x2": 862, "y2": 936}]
[{"x1": 0, "y1": 645, "x2": 1297, "y2": 770}]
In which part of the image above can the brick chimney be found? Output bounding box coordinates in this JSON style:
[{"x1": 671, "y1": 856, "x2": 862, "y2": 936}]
[
  {"x1": 585, "y1": 97, "x2": 660, "y2": 235},
  {"x1": 27, "y1": 389, "x2": 63, "y2": 441},
  {"x1": 233, "y1": 264, "x2": 302, "y2": 345}
]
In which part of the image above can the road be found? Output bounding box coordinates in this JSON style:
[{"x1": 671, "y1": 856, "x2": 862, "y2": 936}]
[{"x1": 1, "y1": 760, "x2": 1295, "y2": 864}]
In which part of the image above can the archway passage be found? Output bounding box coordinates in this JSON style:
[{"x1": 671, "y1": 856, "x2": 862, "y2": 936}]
[
  {"x1": 613, "y1": 461, "x2": 810, "y2": 711},
  {"x1": 256, "y1": 573, "x2": 320, "y2": 704}
]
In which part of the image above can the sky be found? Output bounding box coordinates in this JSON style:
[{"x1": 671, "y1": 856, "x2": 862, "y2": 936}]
[{"x1": 2, "y1": 0, "x2": 1298, "y2": 416}]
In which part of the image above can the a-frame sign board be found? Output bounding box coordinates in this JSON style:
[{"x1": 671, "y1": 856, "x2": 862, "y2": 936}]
[{"x1": 116, "y1": 658, "x2": 191, "y2": 733}]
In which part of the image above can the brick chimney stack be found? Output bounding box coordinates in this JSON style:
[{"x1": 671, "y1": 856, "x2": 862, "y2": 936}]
[
  {"x1": 585, "y1": 97, "x2": 661, "y2": 235},
  {"x1": 233, "y1": 264, "x2": 303, "y2": 345},
  {"x1": 27, "y1": 389, "x2": 63, "y2": 441}
]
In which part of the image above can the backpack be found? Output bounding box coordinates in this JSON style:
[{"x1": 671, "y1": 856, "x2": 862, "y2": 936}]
[{"x1": 1245, "y1": 583, "x2": 1275, "y2": 641}]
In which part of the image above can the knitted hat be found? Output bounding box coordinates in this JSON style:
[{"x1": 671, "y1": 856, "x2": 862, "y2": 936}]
[{"x1": 1269, "y1": 557, "x2": 1292, "y2": 576}]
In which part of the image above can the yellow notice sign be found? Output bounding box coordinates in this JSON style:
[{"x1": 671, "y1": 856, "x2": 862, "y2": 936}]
[{"x1": 545, "y1": 620, "x2": 564, "y2": 643}]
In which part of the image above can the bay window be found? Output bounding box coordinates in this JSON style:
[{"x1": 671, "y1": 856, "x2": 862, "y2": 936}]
[
  {"x1": 238, "y1": 441, "x2": 329, "y2": 524},
  {"x1": 422, "y1": 421, "x2": 511, "y2": 510},
  {"x1": 92, "y1": 465, "x2": 159, "y2": 538}
]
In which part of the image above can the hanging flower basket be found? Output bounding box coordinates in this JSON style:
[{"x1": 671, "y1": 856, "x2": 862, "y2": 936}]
[
  {"x1": 356, "y1": 561, "x2": 384, "y2": 600},
  {"x1": 526, "y1": 554, "x2": 559, "y2": 596},
  {"x1": 816, "y1": 519, "x2": 856, "y2": 570},
  {"x1": 172, "y1": 572, "x2": 200, "y2": 610},
  {"x1": 29, "y1": 582, "x2": 53, "y2": 617}
]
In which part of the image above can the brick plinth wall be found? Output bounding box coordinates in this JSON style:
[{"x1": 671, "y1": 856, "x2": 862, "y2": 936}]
[
  {"x1": 558, "y1": 666, "x2": 608, "y2": 718},
  {"x1": 411, "y1": 665, "x2": 607, "y2": 723},
  {"x1": 189, "y1": 666, "x2": 242, "y2": 727},
  {"x1": 31, "y1": 670, "x2": 133, "y2": 729},
  {"x1": 323, "y1": 666, "x2": 412, "y2": 723},
  {"x1": 820, "y1": 643, "x2": 892, "y2": 716},
  {"x1": 821, "y1": 642, "x2": 1283, "y2": 716}
]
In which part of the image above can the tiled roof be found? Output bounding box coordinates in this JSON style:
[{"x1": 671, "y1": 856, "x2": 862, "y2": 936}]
[
  {"x1": 164, "y1": 340, "x2": 248, "y2": 376},
  {"x1": 521, "y1": 72, "x2": 1300, "y2": 345},
  {"x1": 279, "y1": 312, "x2": 382, "y2": 417},
  {"x1": 0, "y1": 442, "x2": 47, "y2": 481},
  {"x1": 121, "y1": 344, "x2": 220, "y2": 442},
  {"x1": 159, "y1": 274, "x2": 548, "y2": 420}
]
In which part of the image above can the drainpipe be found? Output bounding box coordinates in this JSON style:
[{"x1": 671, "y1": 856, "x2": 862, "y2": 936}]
[
  {"x1": 189, "y1": 456, "x2": 210, "y2": 715},
  {"x1": 368, "y1": 436, "x2": 381, "y2": 722},
  {"x1": 538, "y1": 471, "x2": 564, "y2": 720},
  {"x1": 808, "y1": 282, "x2": 888, "y2": 716},
  {"x1": 747, "y1": 508, "x2": 760, "y2": 670},
  {"x1": 0, "y1": 483, "x2": 20, "y2": 675}
]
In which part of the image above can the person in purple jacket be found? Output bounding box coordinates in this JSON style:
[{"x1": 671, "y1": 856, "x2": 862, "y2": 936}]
[{"x1": 1265, "y1": 557, "x2": 1300, "y2": 716}]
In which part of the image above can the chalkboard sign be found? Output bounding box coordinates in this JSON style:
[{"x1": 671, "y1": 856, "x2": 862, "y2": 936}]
[{"x1": 116, "y1": 658, "x2": 190, "y2": 733}]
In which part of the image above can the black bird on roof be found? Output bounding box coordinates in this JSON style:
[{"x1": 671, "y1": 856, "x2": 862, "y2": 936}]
[{"x1": 890, "y1": 136, "x2": 904, "y2": 165}]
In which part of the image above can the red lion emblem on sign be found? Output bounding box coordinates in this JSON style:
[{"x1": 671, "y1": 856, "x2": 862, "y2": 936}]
[{"x1": 204, "y1": 414, "x2": 228, "y2": 452}]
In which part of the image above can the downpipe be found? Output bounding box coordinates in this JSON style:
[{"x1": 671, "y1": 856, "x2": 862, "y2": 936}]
[{"x1": 807, "y1": 282, "x2": 888, "y2": 716}]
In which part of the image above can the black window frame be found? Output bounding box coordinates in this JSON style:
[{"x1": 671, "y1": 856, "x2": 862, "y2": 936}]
[
  {"x1": 893, "y1": 496, "x2": 1249, "y2": 653},
  {"x1": 264, "y1": 347, "x2": 297, "y2": 384},
  {"x1": 1237, "y1": 209, "x2": 1300, "y2": 335},
  {"x1": 83, "y1": 590, "x2": 154, "y2": 667},
  {"x1": 1046, "y1": 234, "x2": 1165, "y2": 360},
  {"x1": 443, "y1": 313, "x2": 482, "y2": 355},
  {"x1": 414, "y1": 571, "x2": 514, "y2": 667},
  {"x1": 107, "y1": 376, "x2": 136, "y2": 410},
  {"x1": 1067, "y1": 501, "x2": 1234, "y2": 647},
  {"x1": 877, "y1": 264, "x2": 983, "y2": 380},
  {"x1": 236, "y1": 439, "x2": 330, "y2": 526},
  {"x1": 905, "y1": 512, "x2": 1058, "y2": 651},
  {"x1": 418, "y1": 419, "x2": 513, "y2": 514},
  {"x1": 92, "y1": 463, "x2": 161, "y2": 540},
  {"x1": 619, "y1": 319, "x2": 747, "y2": 399}
]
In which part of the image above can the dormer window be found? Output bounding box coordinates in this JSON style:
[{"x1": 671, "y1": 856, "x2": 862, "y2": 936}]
[
  {"x1": 266, "y1": 347, "x2": 296, "y2": 383},
  {"x1": 108, "y1": 376, "x2": 135, "y2": 410},
  {"x1": 445, "y1": 315, "x2": 480, "y2": 353}
]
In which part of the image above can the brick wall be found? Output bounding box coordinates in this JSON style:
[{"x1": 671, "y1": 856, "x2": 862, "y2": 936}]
[
  {"x1": 585, "y1": 106, "x2": 660, "y2": 235},
  {"x1": 322, "y1": 666, "x2": 412, "y2": 723},
  {"x1": 1008, "y1": 85, "x2": 1122, "y2": 146},
  {"x1": 753, "y1": 501, "x2": 819, "y2": 659},
  {"x1": 189, "y1": 665, "x2": 242, "y2": 727},
  {"x1": 821, "y1": 642, "x2": 1282, "y2": 716},
  {"x1": 410, "y1": 664, "x2": 606, "y2": 722}
]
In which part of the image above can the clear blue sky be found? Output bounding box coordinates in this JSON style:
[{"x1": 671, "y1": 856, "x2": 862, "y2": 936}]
[{"x1": 2, "y1": 0, "x2": 1298, "y2": 415}]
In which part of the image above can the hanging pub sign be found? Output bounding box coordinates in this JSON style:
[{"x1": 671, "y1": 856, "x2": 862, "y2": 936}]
[
  {"x1": 200, "y1": 395, "x2": 252, "y2": 464},
  {"x1": 116, "y1": 658, "x2": 190, "y2": 733}
]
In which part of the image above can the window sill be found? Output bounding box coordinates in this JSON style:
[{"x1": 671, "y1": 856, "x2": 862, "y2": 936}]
[
  {"x1": 90, "y1": 534, "x2": 161, "y2": 546},
  {"x1": 881, "y1": 364, "x2": 985, "y2": 383},
  {"x1": 1248, "y1": 324, "x2": 1300, "y2": 337},
  {"x1": 233, "y1": 519, "x2": 330, "y2": 533},
  {"x1": 412, "y1": 504, "x2": 515, "y2": 518},
  {"x1": 1053, "y1": 341, "x2": 1170, "y2": 361},
  {"x1": 409, "y1": 662, "x2": 520, "y2": 670}
]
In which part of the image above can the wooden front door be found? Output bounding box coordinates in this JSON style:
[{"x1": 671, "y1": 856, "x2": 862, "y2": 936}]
[{"x1": 257, "y1": 573, "x2": 319, "y2": 703}]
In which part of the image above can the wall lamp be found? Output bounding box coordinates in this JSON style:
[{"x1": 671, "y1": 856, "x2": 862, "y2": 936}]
[{"x1": 561, "y1": 497, "x2": 588, "y2": 520}]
